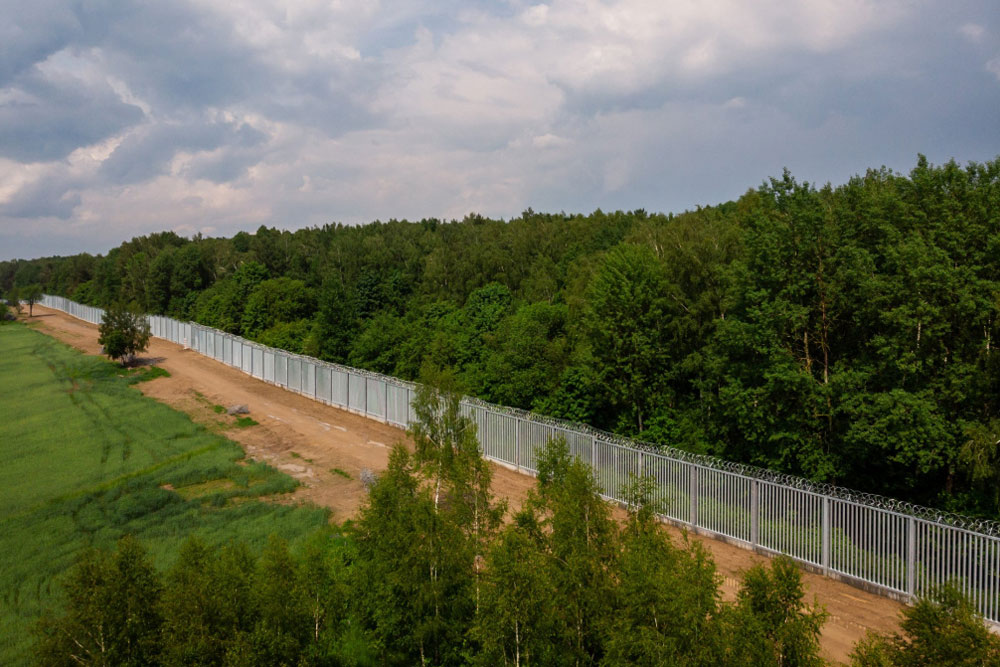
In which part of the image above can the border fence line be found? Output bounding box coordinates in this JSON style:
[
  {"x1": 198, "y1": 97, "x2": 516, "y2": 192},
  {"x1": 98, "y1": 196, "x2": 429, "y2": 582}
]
[{"x1": 39, "y1": 295, "x2": 1000, "y2": 624}]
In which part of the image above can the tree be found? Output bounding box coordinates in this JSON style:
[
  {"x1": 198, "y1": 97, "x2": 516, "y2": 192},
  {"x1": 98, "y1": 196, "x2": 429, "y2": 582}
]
[
  {"x1": 3, "y1": 286, "x2": 20, "y2": 318},
  {"x1": 22, "y1": 283, "x2": 42, "y2": 316},
  {"x1": 34, "y1": 536, "x2": 163, "y2": 666},
  {"x1": 716, "y1": 556, "x2": 827, "y2": 666},
  {"x1": 525, "y1": 437, "x2": 618, "y2": 665},
  {"x1": 98, "y1": 304, "x2": 151, "y2": 366},
  {"x1": 602, "y1": 476, "x2": 720, "y2": 666},
  {"x1": 585, "y1": 244, "x2": 674, "y2": 433},
  {"x1": 159, "y1": 538, "x2": 257, "y2": 665},
  {"x1": 850, "y1": 582, "x2": 1000, "y2": 666},
  {"x1": 241, "y1": 277, "x2": 315, "y2": 339}
]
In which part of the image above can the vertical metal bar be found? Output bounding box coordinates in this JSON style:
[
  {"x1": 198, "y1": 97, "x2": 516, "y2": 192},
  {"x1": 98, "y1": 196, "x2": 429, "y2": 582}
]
[
  {"x1": 751, "y1": 480, "x2": 759, "y2": 548},
  {"x1": 591, "y1": 436, "x2": 597, "y2": 482},
  {"x1": 690, "y1": 465, "x2": 699, "y2": 528}
]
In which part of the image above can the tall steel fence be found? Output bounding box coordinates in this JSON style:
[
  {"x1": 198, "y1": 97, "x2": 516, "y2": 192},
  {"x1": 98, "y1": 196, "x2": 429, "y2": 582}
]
[{"x1": 40, "y1": 295, "x2": 1000, "y2": 624}]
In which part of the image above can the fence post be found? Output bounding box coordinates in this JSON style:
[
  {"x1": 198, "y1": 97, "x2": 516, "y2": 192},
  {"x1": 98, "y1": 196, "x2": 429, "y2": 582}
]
[
  {"x1": 751, "y1": 480, "x2": 759, "y2": 549},
  {"x1": 690, "y1": 465, "x2": 699, "y2": 528},
  {"x1": 515, "y1": 417, "x2": 522, "y2": 472},
  {"x1": 384, "y1": 380, "x2": 389, "y2": 424},
  {"x1": 906, "y1": 517, "x2": 916, "y2": 601},
  {"x1": 591, "y1": 436, "x2": 598, "y2": 483},
  {"x1": 822, "y1": 497, "x2": 831, "y2": 576}
]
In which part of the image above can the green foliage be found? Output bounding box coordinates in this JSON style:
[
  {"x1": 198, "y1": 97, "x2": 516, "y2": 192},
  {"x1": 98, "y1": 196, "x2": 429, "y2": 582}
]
[
  {"x1": 20, "y1": 284, "x2": 42, "y2": 316},
  {"x1": 721, "y1": 556, "x2": 828, "y2": 666},
  {"x1": 241, "y1": 277, "x2": 315, "y2": 339},
  {"x1": 850, "y1": 582, "x2": 1000, "y2": 666},
  {"x1": 35, "y1": 406, "x2": 999, "y2": 667},
  {"x1": 0, "y1": 325, "x2": 327, "y2": 664},
  {"x1": 5, "y1": 156, "x2": 1000, "y2": 516},
  {"x1": 34, "y1": 536, "x2": 163, "y2": 667},
  {"x1": 98, "y1": 303, "x2": 151, "y2": 366},
  {"x1": 586, "y1": 244, "x2": 674, "y2": 433}
]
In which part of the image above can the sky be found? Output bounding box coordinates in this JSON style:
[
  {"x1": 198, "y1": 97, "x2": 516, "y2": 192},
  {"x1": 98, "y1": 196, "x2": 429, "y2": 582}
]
[{"x1": 1, "y1": 0, "x2": 999, "y2": 261}]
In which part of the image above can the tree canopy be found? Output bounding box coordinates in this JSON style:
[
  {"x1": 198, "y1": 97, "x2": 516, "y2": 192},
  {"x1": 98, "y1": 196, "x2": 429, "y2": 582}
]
[
  {"x1": 98, "y1": 303, "x2": 151, "y2": 366},
  {"x1": 6, "y1": 155, "x2": 1000, "y2": 517}
]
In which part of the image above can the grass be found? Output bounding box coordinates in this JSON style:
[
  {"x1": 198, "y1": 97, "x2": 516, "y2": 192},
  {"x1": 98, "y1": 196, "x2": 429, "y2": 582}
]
[
  {"x1": 331, "y1": 467, "x2": 352, "y2": 480},
  {"x1": 235, "y1": 416, "x2": 258, "y2": 428},
  {"x1": 0, "y1": 324, "x2": 329, "y2": 664}
]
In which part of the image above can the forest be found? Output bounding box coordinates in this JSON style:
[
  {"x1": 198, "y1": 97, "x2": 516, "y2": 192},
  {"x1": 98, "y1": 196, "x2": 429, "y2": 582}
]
[
  {"x1": 4, "y1": 155, "x2": 1000, "y2": 518},
  {"x1": 32, "y1": 385, "x2": 1000, "y2": 666}
]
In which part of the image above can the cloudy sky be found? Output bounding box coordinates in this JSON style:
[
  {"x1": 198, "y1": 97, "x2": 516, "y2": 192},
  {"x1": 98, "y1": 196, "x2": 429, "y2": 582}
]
[{"x1": 2, "y1": 0, "x2": 999, "y2": 260}]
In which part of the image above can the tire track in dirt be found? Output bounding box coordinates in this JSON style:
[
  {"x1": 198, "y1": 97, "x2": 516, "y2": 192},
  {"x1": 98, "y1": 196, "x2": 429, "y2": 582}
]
[{"x1": 25, "y1": 305, "x2": 902, "y2": 663}]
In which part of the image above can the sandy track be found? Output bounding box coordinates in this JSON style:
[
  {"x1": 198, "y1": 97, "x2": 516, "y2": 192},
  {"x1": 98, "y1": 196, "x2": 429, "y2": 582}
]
[{"x1": 25, "y1": 305, "x2": 902, "y2": 663}]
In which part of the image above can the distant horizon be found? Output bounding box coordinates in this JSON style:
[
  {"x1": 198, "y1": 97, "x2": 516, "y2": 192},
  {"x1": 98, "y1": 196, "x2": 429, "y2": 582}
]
[
  {"x1": 3, "y1": 0, "x2": 998, "y2": 261},
  {"x1": 4, "y1": 152, "x2": 995, "y2": 263}
]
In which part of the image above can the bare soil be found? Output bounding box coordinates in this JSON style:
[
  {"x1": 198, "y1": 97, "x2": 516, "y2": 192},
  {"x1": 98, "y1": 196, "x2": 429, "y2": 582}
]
[{"x1": 25, "y1": 305, "x2": 903, "y2": 663}]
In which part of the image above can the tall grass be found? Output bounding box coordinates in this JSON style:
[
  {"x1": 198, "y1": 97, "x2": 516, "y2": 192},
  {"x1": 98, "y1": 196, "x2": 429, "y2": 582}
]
[{"x1": 0, "y1": 324, "x2": 329, "y2": 664}]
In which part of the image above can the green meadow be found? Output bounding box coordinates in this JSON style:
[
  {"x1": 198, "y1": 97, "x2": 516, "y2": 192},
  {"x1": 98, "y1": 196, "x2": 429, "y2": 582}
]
[{"x1": 0, "y1": 323, "x2": 329, "y2": 663}]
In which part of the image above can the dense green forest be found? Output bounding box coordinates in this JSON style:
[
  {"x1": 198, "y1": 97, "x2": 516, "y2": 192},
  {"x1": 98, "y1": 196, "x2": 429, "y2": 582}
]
[
  {"x1": 32, "y1": 388, "x2": 1000, "y2": 666},
  {"x1": 5, "y1": 156, "x2": 1000, "y2": 518}
]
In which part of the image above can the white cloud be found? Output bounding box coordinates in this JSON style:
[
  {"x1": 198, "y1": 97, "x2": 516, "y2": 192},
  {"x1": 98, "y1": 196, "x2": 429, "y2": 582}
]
[
  {"x1": 960, "y1": 22, "x2": 986, "y2": 42},
  {"x1": 2, "y1": 0, "x2": 999, "y2": 261},
  {"x1": 987, "y1": 57, "x2": 1000, "y2": 81}
]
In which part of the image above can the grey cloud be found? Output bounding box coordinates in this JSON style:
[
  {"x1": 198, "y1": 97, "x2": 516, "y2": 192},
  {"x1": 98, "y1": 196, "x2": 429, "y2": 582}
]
[
  {"x1": 0, "y1": 0, "x2": 83, "y2": 85},
  {"x1": 1, "y1": 173, "x2": 82, "y2": 220},
  {"x1": 0, "y1": 67, "x2": 145, "y2": 162},
  {"x1": 99, "y1": 118, "x2": 267, "y2": 185}
]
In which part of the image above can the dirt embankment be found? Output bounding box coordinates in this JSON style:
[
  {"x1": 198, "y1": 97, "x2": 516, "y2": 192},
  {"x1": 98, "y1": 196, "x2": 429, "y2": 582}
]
[{"x1": 25, "y1": 305, "x2": 903, "y2": 663}]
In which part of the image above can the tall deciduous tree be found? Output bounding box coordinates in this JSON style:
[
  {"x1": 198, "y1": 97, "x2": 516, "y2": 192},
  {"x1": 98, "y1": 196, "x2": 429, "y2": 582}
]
[{"x1": 586, "y1": 244, "x2": 673, "y2": 433}]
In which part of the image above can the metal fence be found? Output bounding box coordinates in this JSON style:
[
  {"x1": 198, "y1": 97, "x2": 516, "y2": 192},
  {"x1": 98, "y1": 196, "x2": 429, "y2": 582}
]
[{"x1": 39, "y1": 294, "x2": 1000, "y2": 624}]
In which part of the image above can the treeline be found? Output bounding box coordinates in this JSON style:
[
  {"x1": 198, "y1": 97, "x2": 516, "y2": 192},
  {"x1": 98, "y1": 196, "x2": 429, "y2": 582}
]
[
  {"x1": 5, "y1": 156, "x2": 1000, "y2": 517},
  {"x1": 34, "y1": 388, "x2": 1000, "y2": 666}
]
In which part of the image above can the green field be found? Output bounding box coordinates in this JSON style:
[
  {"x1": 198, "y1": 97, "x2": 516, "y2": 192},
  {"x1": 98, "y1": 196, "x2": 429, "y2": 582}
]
[{"x1": 0, "y1": 323, "x2": 330, "y2": 664}]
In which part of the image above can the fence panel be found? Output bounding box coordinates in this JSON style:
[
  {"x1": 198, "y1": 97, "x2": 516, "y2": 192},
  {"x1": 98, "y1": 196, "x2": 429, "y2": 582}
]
[
  {"x1": 758, "y1": 483, "x2": 823, "y2": 566},
  {"x1": 303, "y1": 360, "x2": 316, "y2": 397},
  {"x1": 478, "y1": 408, "x2": 517, "y2": 467},
  {"x1": 316, "y1": 365, "x2": 332, "y2": 404},
  {"x1": 252, "y1": 347, "x2": 264, "y2": 379},
  {"x1": 366, "y1": 378, "x2": 385, "y2": 419},
  {"x1": 387, "y1": 382, "x2": 410, "y2": 427},
  {"x1": 830, "y1": 500, "x2": 908, "y2": 594},
  {"x1": 696, "y1": 468, "x2": 753, "y2": 545},
  {"x1": 331, "y1": 369, "x2": 349, "y2": 407},
  {"x1": 239, "y1": 343, "x2": 251, "y2": 374},
  {"x1": 517, "y1": 420, "x2": 554, "y2": 473},
  {"x1": 275, "y1": 351, "x2": 288, "y2": 387},
  {"x1": 348, "y1": 373, "x2": 366, "y2": 413},
  {"x1": 262, "y1": 350, "x2": 274, "y2": 383},
  {"x1": 645, "y1": 453, "x2": 692, "y2": 524},
  {"x1": 594, "y1": 441, "x2": 641, "y2": 503},
  {"x1": 286, "y1": 357, "x2": 301, "y2": 393},
  {"x1": 559, "y1": 427, "x2": 594, "y2": 468}
]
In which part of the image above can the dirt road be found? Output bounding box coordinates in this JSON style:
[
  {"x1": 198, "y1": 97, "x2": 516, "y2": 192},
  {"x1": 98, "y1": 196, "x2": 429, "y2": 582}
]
[{"x1": 25, "y1": 305, "x2": 902, "y2": 663}]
